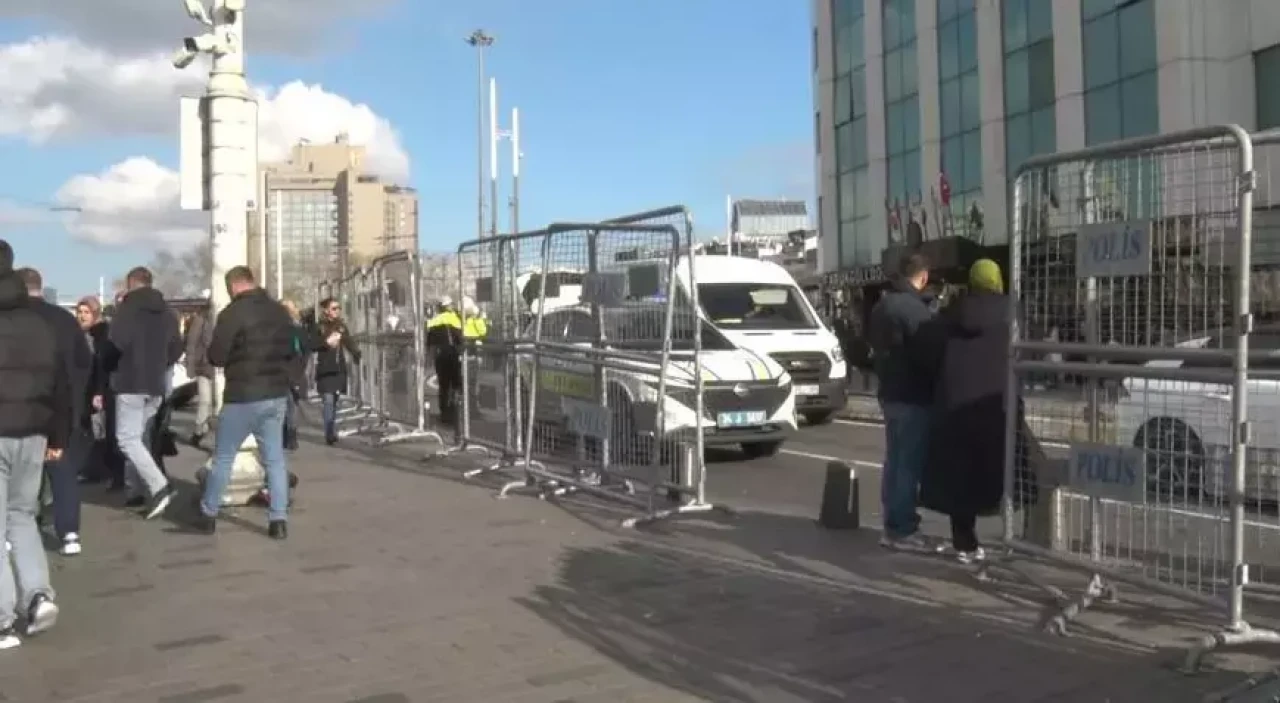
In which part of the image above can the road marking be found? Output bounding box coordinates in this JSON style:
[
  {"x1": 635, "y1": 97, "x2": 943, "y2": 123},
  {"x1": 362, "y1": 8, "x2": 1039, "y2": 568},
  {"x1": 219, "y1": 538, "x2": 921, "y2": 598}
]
[{"x1": 779, "y1": 448, "x2": 882, "y2": 470}]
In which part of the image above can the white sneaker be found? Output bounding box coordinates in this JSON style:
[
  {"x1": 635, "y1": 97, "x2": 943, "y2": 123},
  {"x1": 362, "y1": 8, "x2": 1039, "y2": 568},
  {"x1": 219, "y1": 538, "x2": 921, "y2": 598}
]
[
  {"x1": 0, "y1": 627, "x2": 18, "y2": 650},
  {"x1": 24, "y1": 595, "x2": 57, "y2": 637},
  {"x1": 956, "y1": 547, "x2": 987, "y2": 565},
  {"x1": 61, "y1": 533, "x2": 81, "y2": 556}
]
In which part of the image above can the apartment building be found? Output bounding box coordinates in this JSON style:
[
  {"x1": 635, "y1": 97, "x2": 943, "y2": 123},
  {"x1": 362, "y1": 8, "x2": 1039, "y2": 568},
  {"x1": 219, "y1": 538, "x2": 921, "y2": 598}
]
[
  {"x1": 247, "y1": 134, "x2": 419, "y2": 301},
  {"x1": 813, "y1": 0, "x2": 1280, "y2": 275}
]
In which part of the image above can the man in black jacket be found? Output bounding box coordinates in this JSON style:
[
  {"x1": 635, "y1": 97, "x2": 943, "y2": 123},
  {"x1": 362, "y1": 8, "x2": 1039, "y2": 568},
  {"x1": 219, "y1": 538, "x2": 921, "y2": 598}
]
[
  {"x1": 16, "y1": 268, "x2": 91, "y2": 557},
  {"x1": 196, "y1": 266, "x2": 296, "y2": 539},
  {"x1": 0, "y1": 241, "x2": 69, "y2": 647},
  {"x1": 867, "y1": 252, "x2": 939, "y2": 552},
  {"x1": 108, "y1": 266, "x2": 183, "y2": 520}
]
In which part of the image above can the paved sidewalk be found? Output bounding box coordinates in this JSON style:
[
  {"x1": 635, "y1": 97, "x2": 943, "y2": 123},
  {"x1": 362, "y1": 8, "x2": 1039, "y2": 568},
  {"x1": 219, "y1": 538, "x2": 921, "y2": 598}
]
[{"x1": 0, "y1": 427, "x2": 1271, "y2": 702}]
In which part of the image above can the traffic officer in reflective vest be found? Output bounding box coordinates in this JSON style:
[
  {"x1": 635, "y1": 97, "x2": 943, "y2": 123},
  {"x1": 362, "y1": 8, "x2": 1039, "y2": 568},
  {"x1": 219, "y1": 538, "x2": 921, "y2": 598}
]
[
  {"x1": 461, "y1": 297, "x2": 488, "y2": 341},
  {"x1": 426, "y1": 297, "x2": 463, "y2": 424}
]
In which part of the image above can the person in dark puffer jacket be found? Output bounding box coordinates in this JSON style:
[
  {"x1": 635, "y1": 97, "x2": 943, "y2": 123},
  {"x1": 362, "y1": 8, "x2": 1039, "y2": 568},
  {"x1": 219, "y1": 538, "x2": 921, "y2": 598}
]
[
  {"x1": 16, "y1": 268, "x2": 91, "y2": 558},
  {"x1": 0, "y1": 240, "x2": 70, "y2": 648},
  {"x1": 104, "y1": 266, "x2": 183, "y2": 521},
  {"x1": 195, "y1": 266, "x2": 298, "y2": 540}
]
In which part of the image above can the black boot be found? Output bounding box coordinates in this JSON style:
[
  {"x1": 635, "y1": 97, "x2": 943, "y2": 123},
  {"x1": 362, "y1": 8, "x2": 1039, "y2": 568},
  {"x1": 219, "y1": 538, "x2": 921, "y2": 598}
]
[{"x1": 267, "y1": 520, "x2": 288, "y2": 540}]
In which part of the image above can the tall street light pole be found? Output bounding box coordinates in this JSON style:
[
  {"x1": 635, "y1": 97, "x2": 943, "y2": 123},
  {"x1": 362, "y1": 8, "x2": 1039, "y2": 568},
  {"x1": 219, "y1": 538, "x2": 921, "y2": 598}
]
[
  {"x1": 466, "y1": 30, "x2": 493, "y2": 242},
  {"x1": 509, "y1": 107, "x2": 521, "y2": 235},
  {"x1": 489, "y1": 76, "x2": 500, "y2": 240}
]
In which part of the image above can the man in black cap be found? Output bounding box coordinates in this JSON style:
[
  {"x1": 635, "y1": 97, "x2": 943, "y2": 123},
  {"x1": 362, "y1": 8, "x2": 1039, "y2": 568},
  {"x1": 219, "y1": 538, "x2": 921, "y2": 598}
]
[{"x1": 0, "y1": 240, "x2": 69, "y2": 647}]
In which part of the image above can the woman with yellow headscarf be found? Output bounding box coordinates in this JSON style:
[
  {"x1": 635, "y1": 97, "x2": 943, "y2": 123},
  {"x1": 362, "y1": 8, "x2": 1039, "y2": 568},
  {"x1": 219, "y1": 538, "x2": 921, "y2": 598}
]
[{"x1": 918, "y1": 258, "x2": 1040, "y2": 562}]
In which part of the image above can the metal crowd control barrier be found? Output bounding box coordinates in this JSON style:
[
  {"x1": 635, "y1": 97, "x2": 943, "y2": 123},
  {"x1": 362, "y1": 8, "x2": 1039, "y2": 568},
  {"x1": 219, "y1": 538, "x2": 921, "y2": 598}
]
[
  {"x1": 429, "y1": 229, "x2": 545, "y2": 475},
  {"x1": 317, "y1": 253, "x2": 436, "y2": 447},
  {"x1": 602, "y1": 205, "x2": 716, "y2": 513},
  {"x1": 980, "y1": 124, "x2": 1280, "y2": 671},
  {"x1": 492, "y1": 220, "x2": 728, "y2": 528},
  {"x1": 322, "y1": 268, "x2": 377, "y2": 433}
]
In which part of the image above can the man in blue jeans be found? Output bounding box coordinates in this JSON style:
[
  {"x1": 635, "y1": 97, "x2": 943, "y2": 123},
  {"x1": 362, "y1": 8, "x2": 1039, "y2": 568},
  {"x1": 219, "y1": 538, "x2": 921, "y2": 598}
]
[
  {"x1": 108, "y1": 266, "x2": 183, "y2": 520},
  {"x1": 868, "y1": 252, "x2": 940, "y2": 551},
  {"x1": 17, "y1": 268, "x2": 91, "y2": 556},
  {"x1": 196, "y1": 266, "x2": 297, "y2": 539},
  {"x1": 0, "y1": 241, "x2": 70, "y2": 647}
]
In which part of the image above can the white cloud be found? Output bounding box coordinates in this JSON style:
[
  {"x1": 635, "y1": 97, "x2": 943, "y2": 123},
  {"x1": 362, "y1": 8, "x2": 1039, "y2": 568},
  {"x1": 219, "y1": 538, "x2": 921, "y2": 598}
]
[
  {"x1": 54, "y1": 157, "x2": 206, "y2": 249},
  {"x1": 0, "y1": 36, "x2": 412, "y2": 248},
  {"x1": 254, "y1": 81, "x2": 410, "y2": 181},
  {"x1": 0, "y1": 0, "x2": 399, "y2": 56},
  {"x1": 0, "y1": 37, "x2": 201, "y2": 142}
]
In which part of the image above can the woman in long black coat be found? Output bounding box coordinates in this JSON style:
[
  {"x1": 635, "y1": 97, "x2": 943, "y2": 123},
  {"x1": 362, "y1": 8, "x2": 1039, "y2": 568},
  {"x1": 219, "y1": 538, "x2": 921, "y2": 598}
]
[{"x1": 919, "y1": 259, "x2": 1041, "y2": 561}]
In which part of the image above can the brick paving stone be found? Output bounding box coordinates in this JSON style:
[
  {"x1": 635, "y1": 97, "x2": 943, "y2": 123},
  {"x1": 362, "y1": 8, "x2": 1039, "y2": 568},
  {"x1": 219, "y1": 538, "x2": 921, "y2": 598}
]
[{"x1": 0, "y1": 426, "x2": 1270, "y2": 701}]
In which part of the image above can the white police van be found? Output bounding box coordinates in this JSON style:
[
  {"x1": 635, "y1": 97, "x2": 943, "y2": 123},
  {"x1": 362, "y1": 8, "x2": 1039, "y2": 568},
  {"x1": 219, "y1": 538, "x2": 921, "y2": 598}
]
[{"x1": 673, "y1": 256, "x2": 846, "y2": 425}]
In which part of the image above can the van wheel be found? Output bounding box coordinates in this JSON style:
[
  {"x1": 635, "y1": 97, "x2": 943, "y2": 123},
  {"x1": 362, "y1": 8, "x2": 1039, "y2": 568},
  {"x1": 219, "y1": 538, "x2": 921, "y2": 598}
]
[
  {"x1": 1134, "y1": 418, "x2": 1205, "y2": 500},
  {"x1": 803, "y1": 410, "x2": 835, "y2": 426},
  {"x1": 741, "y1": 441, "x2": 783, "y2": 459}
]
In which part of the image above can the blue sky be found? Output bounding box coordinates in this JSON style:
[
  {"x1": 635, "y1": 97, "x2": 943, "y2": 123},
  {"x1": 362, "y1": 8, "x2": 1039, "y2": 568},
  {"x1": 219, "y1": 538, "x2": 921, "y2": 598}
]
[{"x1": 0, "y1": 0, "x2": 814, "y2": 295}]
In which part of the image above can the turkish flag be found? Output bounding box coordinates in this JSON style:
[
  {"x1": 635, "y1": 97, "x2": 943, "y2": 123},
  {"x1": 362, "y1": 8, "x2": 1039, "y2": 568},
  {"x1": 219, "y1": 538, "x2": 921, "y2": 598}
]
[{"x1": 939, "y1": 172, "x2": 952, "y2": 206}]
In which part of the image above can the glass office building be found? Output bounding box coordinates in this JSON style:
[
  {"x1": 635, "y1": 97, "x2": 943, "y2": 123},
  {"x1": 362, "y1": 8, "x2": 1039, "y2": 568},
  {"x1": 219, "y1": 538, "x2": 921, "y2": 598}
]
[{"x1": 813, "y1": 0, "x2": 1280, "y2": 274}]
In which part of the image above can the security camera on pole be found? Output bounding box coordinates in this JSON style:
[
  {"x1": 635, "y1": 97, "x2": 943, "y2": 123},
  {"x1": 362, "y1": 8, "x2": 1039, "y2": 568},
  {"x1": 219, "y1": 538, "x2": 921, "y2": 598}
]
[{"x1": 175, "y1": 0, "x2": 266, "y2": 506}]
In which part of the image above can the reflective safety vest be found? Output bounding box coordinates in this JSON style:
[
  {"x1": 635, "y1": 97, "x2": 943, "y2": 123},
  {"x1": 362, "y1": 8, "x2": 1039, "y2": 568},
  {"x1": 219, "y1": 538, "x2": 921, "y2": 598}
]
[
  {"x1": 463, "y1": 317, "x2": 488, "y2": 339},
  {"x1": 427, "y1": 310, "x2": 461, "y2": 330}
]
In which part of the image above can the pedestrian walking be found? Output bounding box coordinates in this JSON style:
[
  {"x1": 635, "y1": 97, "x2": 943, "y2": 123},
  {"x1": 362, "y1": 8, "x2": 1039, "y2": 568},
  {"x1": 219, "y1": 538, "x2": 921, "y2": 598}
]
[
  {"x1": 185, "y1": 290, "x2": 216, "y2": 448},
  {"x1": 106, "y1": 266, "x2": 183, "y2": 519},
  {"x1": 920, "y1": 259, "x2": 1041, "y2": 562},
  {"x1": 311, "y1": 296, "x2": 360, "y2": 445},
  {"x1": 280, "y1": 300, "x2": 308, "y2": 452},
  {"x1": 16, "y1": 269, "x2": 91, "y2": 557},
  {"x1": 195, "y1": 266, "x2": 297, "y2": 539},
  {"x1": 867, "y1": 253, "x2": 940, "y2": 551},
  {"x1": 0, "y1": 242, "x2": 68, "y2": 647},
  {"x1": 76, "y1": 297, "x2": 125, "y2": 489},
  {"x1": 426, "y1": 297, "x2": 463, "y2": 425}
]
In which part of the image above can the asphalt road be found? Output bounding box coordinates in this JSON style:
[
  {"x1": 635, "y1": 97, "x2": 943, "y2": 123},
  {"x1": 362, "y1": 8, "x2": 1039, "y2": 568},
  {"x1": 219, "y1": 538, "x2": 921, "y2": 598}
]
[{"x1": 703, "y1": 417, "x2": 1280, "y2": 598}]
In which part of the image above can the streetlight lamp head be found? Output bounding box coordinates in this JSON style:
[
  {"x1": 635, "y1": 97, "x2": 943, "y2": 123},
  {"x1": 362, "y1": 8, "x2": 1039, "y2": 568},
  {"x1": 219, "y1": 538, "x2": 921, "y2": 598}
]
[{"x1": 465, "y1": 29, "x2": 493, "y2": 47}]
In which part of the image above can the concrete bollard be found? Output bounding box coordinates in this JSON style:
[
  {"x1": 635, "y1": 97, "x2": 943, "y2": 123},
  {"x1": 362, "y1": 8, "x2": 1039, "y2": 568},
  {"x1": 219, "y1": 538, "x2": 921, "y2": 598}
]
[
  {"x1": 819, "y1": 460, "x2": 860, "y2": 529},
  {"x1": 195, "y1": 435, "x2": 265, "y2": 507}
]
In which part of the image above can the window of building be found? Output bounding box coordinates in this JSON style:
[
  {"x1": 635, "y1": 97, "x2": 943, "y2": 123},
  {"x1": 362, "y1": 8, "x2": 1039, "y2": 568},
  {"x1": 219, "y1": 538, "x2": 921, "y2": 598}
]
[
  {"x1": 832, "y1": 0, "x2": 875, "y2": 268},
  {"x1": 883, "y1": 0, "x2": 920, "y2": 229},
  {"x1": 1002, "y1": 0, "x2": 1056, "y2": 179},
  {"x1": 1082, "y1": 0, "x2": 1157, "y2": 145},
  {"x1": 1256, "y1": 45, "x2": 1280, "y2": 130},
  {"x1": 937, "y1": 0, "x2": 980, "y2": 238}
]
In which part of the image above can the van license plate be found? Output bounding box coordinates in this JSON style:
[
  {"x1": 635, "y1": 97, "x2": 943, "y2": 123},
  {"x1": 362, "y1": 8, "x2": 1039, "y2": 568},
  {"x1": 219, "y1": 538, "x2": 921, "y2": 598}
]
[
  {"x1": 718, "y1": 410, "x2": 766, "y2": 428},
  {"x1": 795, "y1": 384, "x2": 819, "y2": 396}
]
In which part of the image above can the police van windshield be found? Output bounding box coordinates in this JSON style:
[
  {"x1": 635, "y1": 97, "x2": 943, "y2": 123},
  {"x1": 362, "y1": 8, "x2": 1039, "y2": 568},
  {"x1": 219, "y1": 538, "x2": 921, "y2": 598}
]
[
  {"x1": 697, "y1": 282, "x2": 818, "y2": 330},
  {"x1": 521, "y1": 272, "x2": 585, "y2": 307}
]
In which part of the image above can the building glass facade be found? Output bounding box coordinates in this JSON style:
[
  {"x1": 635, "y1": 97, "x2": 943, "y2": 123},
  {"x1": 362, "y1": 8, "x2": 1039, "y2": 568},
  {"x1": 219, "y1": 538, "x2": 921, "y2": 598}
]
[
  {"x1": 833, "y1": 0, "x2": 874, "y2": 267},
  {"x1": 883, "y1": 0, "x2": 920, "y2": 214},
  {"x1": 1001, "y1": 0, "x2": 1056, "y2": 180},
  {"x1": 1082, "y1": 0, "x2": 1158, "y2": 145},
  {"x1": 1258, "y1": 44, "x2": 1280, "y2": 131},
  {"x1": 1081, "y1": 0, "x2": 1159, "y2": 219},
  {"x1": 936, "y1": 0, "x2": 980, "y2": 237},
  {"x1": 272, "y1": 189, "x2": 340, "y2": 300}
]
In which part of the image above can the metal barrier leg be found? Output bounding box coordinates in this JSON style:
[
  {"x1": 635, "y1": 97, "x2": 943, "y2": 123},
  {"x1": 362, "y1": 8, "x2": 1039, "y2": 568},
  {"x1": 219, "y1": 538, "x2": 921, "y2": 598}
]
[{"x1": 1184, "y1": 623, "x2": 1280, "y2": 674}]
